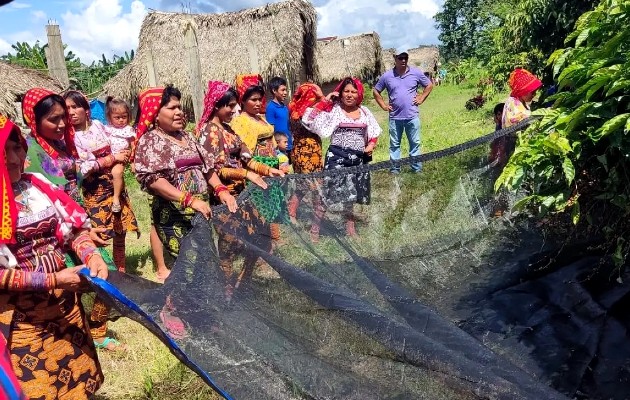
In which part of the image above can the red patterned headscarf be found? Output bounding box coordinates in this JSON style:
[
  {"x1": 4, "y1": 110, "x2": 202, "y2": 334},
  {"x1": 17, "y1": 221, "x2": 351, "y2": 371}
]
[
  {"x1": 135, "y1": 87, "x2": 165, "y2": 139},
  {"x1": 235, "y1": 74, "x2": 266, "y2": 110},
  {"x1": 196, "y1": 81, "x2": 232, "y2": 134},
  {"x1": 21, "y1": 88, "x2": 78, "y2": 159},
  {"x1": 288, "y1": 83, "x2": 321, "y2": 121},
  {"x1": 508, "y1": 68, "x2": 542, "y2": 99},
  {"x1": 315, "y1": 77, "x2": 365, "y2": 113},
  {"x1": 0, "y1": 116, "x2": 23, "y2": 244}
]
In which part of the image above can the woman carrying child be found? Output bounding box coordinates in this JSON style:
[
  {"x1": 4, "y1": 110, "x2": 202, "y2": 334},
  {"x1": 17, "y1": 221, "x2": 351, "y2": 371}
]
[
  {"x1": 64, "y1": 91, "x2": 139, "y2": 270},
  {"x1": 196, "y1": 80, "x2": 284, "y2": 299}
]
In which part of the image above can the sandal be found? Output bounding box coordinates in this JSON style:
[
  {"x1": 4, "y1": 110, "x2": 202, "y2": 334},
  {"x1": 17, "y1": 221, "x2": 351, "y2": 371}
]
[
  {"x1": 112, "y1": 201, "x2": 122, "y2": 213},
  {"x1": 159, "y1": 308, "x2": 188, "y2": 340},
  {"x1": 94, "y1": 337, "x2": 126, "y2": 352}
]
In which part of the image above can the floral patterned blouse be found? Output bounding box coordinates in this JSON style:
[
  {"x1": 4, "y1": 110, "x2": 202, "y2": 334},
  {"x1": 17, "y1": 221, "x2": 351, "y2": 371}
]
[
  {"x1": 197, "y1": 122, "x2": 252, "y2": 170},
  {"x1": 302, "y1": 104, "x2": 382, "y2": 147},
  {"x1": 74, "y1": 120, "x2": 111, "y2": 177},
  {"x1": 502, "y1": 96, "x2": 531, "y2": 129},
  {"x1": 134, "y1": 129, "x2": 213, "y2": 196},
  {"x1": 230, "y1": 114, "x2": 276, "y2": 157}
]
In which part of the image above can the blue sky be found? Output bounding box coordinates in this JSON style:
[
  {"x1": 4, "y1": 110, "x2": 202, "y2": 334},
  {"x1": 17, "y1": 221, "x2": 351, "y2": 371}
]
[{"x1": 0, "y1": 0, "x2": 442, "y2": 63}]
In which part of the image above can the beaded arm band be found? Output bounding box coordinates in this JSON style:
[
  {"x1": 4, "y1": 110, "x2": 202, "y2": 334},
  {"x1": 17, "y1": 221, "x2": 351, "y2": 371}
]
[
  {"x1": 0, "y1": 269, "x2": 57, "y2": 291},
  {"x1": 219, "y1": 167, "x2": 248, "y2": 181},
  {"x1": 246, "y1": 160, "x2": 271, "y2": 176},
  {"x1": 178, "y1": 191, "x2": 194, "y2": 208},
  {"x1": 214, "y1": 184, "x2": 229, "y2": 197}
]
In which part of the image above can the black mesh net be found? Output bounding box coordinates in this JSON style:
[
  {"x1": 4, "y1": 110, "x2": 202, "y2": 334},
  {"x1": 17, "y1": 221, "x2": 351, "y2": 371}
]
[{"x1": 85, "y1": 120, "x2": 630, "y2": 400}]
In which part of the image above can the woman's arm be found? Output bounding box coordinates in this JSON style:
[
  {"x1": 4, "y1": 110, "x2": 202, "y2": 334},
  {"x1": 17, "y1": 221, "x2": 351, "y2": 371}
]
[
  {"x1": 206, "y1": 171, "x2": 238, "y2": 213},
  {"x1": 0, "y1": 269, "x2": 57, "y2": 291}
]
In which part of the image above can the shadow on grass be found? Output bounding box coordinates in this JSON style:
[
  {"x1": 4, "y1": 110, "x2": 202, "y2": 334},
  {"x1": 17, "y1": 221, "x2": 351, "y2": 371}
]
[{"x1": 124, "y1": 248, "x2": 154, "y2": 276}]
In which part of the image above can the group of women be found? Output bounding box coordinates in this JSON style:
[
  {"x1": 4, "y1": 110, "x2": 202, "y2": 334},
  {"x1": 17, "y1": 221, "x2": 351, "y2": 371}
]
[{"x1": 0, "y1": 74, "x2": 380, "y2": 398}]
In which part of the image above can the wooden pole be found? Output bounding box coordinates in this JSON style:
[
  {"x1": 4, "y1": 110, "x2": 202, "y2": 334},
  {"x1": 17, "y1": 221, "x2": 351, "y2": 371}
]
[
  {"x1": 183, "y1": 22, "x2": 204, "y2": 122},
  {"x1": 45, "y1": 23, "x2": 69, "y2": 88},
  {"x1": 146, "y1": 46, "x2": 157, "y2": 87}
]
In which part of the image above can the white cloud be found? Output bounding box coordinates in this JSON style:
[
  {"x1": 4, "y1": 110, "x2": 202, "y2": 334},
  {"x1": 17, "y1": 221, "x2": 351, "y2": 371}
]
[
  {"x1": 31, "y1": 10, "x2": 46, "y2": 21},
  {"x1": 315, "y1": 0, "x2": 441, "y2": 51},
  {"x1": 8, "y1": 2, "x2": 32, "y2": 9},
  {"x1": 60, "y1": 0, "x2": 148, "y2": 63},
  {"x1": 0, "y1": 37, "x2": 12, "y2": 55}
]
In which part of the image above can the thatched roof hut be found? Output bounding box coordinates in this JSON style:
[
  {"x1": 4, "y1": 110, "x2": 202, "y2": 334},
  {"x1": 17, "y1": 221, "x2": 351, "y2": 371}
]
[
  {"x1": 407, "y1": 46, "x2": 440, "y2": 72},
  {"x1": 103, "y1": 0, "x2": 318, "y2": 113},
  {"x1": 381, "y1": 47, "x2": 396, "y2": 71},
  {"x1": 316, "y1": 32, "x2": 384, "y2": 86},
  {"x1": 0, "y1": 61, "x2": 64, "y2": 120}
]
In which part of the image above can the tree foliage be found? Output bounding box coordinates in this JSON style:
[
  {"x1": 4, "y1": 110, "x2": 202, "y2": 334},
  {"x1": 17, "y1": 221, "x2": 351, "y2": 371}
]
[
  {"x1": 496, "y1": 0, "x2": 630, "y2": 258},
  {"x1": 1, "y1": 41, "x2": 133, "y2": 95}
]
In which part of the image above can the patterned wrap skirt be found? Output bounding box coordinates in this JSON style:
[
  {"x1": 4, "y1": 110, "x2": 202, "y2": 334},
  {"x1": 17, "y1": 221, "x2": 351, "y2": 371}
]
[
  {"x1": 290, "y1": 120, "x2": 323, "y2": 174},
  {"x1": 81, "y1": 170, "x2": 139, "y2": 240},
  {"x1": 323, "y1": 145, "x2": 371, "y2": 207},
  {"x1": 0, "y1": 290, "x2": 103, "y2": 399},
  {"x1": 151, "y1": 194, "x2": 209, "y2": 258}
]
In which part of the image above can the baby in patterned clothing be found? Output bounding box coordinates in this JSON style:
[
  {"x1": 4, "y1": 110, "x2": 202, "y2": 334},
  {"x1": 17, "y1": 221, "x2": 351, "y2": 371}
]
[{"x1": 105, "y1": 97, "x2": 136, "y2": 212}]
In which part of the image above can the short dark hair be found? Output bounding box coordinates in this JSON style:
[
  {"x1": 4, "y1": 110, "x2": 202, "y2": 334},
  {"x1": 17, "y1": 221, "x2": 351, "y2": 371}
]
[
  {"x1": 268, "y1": 77, "x2": 287, "y2": 93},
  {"x1": 160, "y1": 84, "x2": 182, "y2": 108},
  {"x1": 8, "y1": 125, "x2": 22, "y2": 145},
  {"x1": 28, "y1": 94, "x2": 67, "y2": 130},
  {"x1": 241, "y1": 85, "x2": 265, "y2": 104},
  {"x1": 210, "y1": 88, "x2": 239, "y2": 120},
  {"x1": 274, "y1": 131, "x2": 288, "y2": 141},
  {"x1": 63, "y1": 90, "x2": 90, "y2": 112},
  {"x1": 494, "y1": 103, "x2": 505, "y2": 115}
]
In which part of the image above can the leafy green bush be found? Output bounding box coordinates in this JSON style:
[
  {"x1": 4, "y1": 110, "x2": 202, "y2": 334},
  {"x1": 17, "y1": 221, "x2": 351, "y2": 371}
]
[{"x1": 496, "y1": 0, "x2": 630, "y2": 256}]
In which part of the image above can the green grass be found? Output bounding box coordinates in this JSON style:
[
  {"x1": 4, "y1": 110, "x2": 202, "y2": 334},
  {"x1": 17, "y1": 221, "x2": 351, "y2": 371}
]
[{"x1": 95, "y1": 83, "x2": 506, "y2": 399}]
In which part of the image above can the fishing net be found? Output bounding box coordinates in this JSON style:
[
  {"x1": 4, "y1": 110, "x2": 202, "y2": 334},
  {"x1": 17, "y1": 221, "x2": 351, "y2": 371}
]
[{"x1": 84, "y1": 119, "x2": 630, "y2": 400}]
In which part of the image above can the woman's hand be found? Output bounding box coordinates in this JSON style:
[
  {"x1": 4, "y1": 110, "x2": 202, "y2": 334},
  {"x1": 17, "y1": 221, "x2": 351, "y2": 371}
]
[
  {"x1": 191, "y1": 198, "x2": 212, "y2": 219},
  {"x1": 113, "y1": 150, "x2": 130, "y2": 163},
  {"x1": 86, "y1": 253, "x2": 109, "y2": 280},
  {"x1": 218, "y1": 191, "x2": 238, "y2": 213},
  {"x1": 246, "y1": 171, "x2": 268, "y2": 189},
  {"x1": 55, "y1": 266, "x2": 86, "y2": 292},
  {"x1": 364, "y1": 143, "x2": 376, "y2": 156},
  {"x1": 267, "y1": 168, "x2": 285, "y2": 177},
  {"x1": 326, "y1": 91, "x2": 339, "y2": 102},
  {"x1": 89, "y1": 227, "x2": 110, "y2": 247}
]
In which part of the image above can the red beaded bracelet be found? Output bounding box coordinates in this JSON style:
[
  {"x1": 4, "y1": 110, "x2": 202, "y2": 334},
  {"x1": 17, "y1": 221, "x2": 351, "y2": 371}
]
[{"x1": 214, "y1": 185, "x2": 229, "y2": 197}]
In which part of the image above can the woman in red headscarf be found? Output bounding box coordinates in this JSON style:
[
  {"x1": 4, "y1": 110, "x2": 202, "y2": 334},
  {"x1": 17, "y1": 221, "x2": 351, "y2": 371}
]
[
  {"x1": 0, "y1": 115, "x2": 107, "y2": 398},
  {"x1": 302, "y1": 77, "x2": 382, "y2": 240},
  {"x1": 196, "y1": 81, "x2": 284, "y2": 299},
  {"x1": 494, "y1": 68, "x2": 542, "y2": 166},
  {"x1": 21, "y1": 88, "x2": 125, "y2": 351}
]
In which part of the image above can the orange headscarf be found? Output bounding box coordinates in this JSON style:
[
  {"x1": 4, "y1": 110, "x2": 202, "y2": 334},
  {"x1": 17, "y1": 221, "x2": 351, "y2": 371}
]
[
  {"x1": 21, "y1": 88, "x2": 78, "y2": 159},
  {"x1": 235, "y1": 74, "x2": 266, "y2": 110},
  {"x1": 0, "y1": 116, "x2": 23, "y2": 244},
  {"x1": 135, "y1": 87, "x2": 165, "y2": 139},
  {"x1": 288, "y1": 83, "x2": 321, "y2": 121},
  {"x1": 508, "y1": 68, "x2": 542, "y2": 99}
]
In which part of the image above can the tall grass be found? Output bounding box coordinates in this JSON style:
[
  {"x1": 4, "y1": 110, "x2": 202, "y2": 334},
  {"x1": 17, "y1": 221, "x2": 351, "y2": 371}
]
[{"x1": 94, "y1": 83, "x2": 506, "y2": 399}]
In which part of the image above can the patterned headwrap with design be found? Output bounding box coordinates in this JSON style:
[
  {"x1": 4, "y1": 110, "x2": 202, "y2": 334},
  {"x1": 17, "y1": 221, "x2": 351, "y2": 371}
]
[
  {"x1": 508, "y1": 68, "x2": 542, "y2": 99},
  {"x1": 235, "y1": 74, "x2": 266, "y2": 110},
  {"x1": 135, "y1": 87, "x2": 165, "y2": 139},
  {"x1": 288, "y1": 83, "x2": 321, "y2": 121},
  {"x1": 315, "y1": 77, "x2": 365, "y2": 113},
  {"x1": 21, "y1": 88, "x2": 78, "y2": 159},
  {"x1": 196, "y1": 81, "x2": 232, "y2": 135},
  {"x1": 0, "y1": 116, "x2": 23, "y2": 244}
]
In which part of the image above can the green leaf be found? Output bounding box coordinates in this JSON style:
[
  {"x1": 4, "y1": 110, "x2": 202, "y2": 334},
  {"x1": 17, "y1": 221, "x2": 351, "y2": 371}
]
[
  {"x1": 553, "y1": 50, "x2": 571, "y2": 78},
  {"x1": 575, "y1": 27, "x2": 590, "y2": 47},
  {"x1": 571, "y1": 202, "x2": 580, "y2": 225},
  {"x1": 606, "y1": 80, "x2": 630, "y2": 97},
  {"x1": 562, "y1": 157, "x2": 575, "y2": 184},
  {"x1": 595, "y1": 113, "x2": 630, "y2": 138}
]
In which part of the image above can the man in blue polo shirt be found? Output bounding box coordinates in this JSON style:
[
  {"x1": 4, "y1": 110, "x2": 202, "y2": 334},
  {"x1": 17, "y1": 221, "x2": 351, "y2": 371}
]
[
  {"x1": 265, "y1": 76, "x2": 292, "y2": 150},
  {"x1": 373, "y1": 50, "x2": 433, "y2": 173}
]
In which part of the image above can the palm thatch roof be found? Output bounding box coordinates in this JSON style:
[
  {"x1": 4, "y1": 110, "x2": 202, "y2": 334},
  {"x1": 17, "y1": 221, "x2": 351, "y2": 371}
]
[
  {"x1": 316, "y1": 32, "x2": 384, "y2": 84},
  {"x1": 103, "y1": 0, "x2": 318, "y2": 111},
  {"x1": 408, "y1": 46, "x2": 440, "y2": 71},
  {"x1": 0, "y1": 61, "x2": 64, "y2": 120},
  {"x1": 381, "y1": 47, "x2": 396, "y2": 71}
]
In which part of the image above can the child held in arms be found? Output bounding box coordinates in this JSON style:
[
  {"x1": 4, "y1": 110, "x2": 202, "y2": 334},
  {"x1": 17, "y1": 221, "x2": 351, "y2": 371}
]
[
  {"x1": 274, "y1": 132, "x2": 291, "y2": 174},
  {"x1": 105, "y1": 96, "x2": 136, "y2": 212},
  {"x1": 265, "y1": 77, "x2": 292, "y2": 151}
]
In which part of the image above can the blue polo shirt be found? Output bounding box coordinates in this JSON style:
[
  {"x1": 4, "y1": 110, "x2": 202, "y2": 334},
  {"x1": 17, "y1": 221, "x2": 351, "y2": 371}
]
[
  {"x1": 265, "y1": 100, "x2": 292, "y2": 149},
  {"x1": 374, "y1": 67, "x2": 432, "y2": 120}
]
